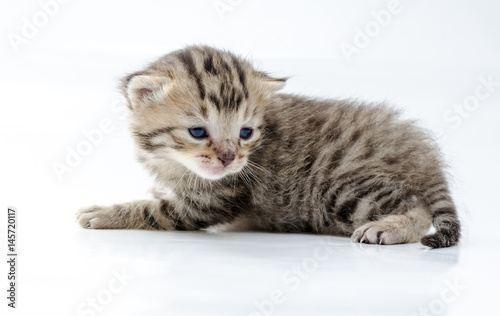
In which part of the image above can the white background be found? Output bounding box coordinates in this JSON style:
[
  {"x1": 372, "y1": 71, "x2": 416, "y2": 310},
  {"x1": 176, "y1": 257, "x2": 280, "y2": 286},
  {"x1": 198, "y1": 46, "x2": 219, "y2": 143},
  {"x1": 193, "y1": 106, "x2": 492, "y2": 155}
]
[{"x1": 1, "y1": 1, "x2": 500, "y2": 315}]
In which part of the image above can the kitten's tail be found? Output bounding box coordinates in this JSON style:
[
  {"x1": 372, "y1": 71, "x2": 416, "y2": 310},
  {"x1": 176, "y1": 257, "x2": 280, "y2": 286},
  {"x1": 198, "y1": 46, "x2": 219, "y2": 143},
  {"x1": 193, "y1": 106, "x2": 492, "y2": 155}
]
[{"x1": 420, "y1": 202, "x2": 461, "y2": 248}]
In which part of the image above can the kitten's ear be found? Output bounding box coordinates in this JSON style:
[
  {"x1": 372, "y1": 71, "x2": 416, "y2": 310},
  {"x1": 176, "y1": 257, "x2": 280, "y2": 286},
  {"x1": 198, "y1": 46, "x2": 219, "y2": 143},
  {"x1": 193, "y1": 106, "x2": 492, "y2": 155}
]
[
  {"x1": 125, "y1": 75, "x2": 172, "y2": 109},
  {"x1": 258, "y1": 72, "x2": 287, "y2": 91}
]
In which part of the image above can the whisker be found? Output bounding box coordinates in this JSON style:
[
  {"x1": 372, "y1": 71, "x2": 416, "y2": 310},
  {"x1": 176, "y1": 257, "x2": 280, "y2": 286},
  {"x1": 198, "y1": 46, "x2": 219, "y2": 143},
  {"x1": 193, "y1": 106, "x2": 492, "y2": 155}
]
[{"x1": 247, "y1": 161, "x2": 272, "y2": 176}]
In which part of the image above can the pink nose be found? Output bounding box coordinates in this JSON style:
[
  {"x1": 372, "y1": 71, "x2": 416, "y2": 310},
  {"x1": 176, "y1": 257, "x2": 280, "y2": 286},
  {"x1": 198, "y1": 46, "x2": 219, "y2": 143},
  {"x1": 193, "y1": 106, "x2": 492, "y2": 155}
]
[{"x1": 218, "y1": 154, "x2": 235, "y2": 167}]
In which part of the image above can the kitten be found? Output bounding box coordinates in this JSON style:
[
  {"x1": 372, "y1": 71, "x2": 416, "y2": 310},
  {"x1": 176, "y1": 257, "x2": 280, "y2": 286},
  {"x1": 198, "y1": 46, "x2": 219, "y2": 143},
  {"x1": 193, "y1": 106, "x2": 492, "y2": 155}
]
[{"x1": 76, "y1": 45, "x2": 460, "y2": 248}]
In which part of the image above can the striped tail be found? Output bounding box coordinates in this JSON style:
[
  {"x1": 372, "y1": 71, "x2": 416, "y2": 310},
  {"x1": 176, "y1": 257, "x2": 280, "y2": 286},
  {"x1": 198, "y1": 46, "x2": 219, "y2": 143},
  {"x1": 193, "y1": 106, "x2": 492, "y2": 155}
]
[{"x1": 420, "y1": 203, "x2": 461, "y2": 248}]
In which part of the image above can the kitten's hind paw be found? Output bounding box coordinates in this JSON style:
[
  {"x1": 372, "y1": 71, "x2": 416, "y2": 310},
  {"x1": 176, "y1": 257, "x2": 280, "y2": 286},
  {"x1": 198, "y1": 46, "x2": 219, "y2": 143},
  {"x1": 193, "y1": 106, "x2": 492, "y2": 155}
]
[{"x1": 351, "y1": 221, "x2": 406, "y2": 245}]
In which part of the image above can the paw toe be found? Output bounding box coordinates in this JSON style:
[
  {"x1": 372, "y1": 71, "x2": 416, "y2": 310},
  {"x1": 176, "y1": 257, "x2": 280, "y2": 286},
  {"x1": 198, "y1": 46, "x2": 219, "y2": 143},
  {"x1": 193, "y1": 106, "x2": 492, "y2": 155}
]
[
  {"x1": 351, "y1": 222, "x2": 405, "y2": 245},
  {"x1": 363, "y1": 226, "x2": 383, "y2": 244},
  {"x1": 351, "y1": 223, "x2": 374, "y2": 242}
]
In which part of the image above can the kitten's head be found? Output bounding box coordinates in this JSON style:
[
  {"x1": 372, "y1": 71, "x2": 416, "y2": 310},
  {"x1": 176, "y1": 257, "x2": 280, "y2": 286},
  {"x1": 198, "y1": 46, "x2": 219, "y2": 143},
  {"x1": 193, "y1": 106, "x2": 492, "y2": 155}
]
[{"x1": 123, "y1": 46, "x2": 285, "y2": 180}]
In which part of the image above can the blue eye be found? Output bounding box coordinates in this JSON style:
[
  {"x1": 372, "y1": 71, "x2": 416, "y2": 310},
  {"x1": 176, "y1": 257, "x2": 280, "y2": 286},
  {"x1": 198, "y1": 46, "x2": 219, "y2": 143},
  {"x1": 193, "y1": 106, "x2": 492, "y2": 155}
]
[
  {"x1": 189, "y1": 127, "x2": 208, "y2": 138},
  {"x1": 240, "y1": 128, "x2": 253, "y2": 139}
]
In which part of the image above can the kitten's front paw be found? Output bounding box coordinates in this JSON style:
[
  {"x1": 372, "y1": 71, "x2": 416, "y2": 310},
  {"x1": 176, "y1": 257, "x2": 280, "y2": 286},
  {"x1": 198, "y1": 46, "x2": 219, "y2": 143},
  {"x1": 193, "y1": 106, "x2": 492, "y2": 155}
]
[
  {"x1": 351, "y1": 221, "x2": 406, "y2": 245},
  {"x1": 76, "y1": 206, "x2": 120, "y2": 229}
]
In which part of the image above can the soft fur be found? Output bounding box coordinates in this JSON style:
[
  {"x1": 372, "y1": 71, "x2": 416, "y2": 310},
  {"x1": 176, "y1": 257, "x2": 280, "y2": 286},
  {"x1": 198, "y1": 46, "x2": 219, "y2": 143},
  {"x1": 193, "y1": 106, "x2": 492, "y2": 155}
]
[{"x1": 76, "y1": 45, "x2": 460, "y2": 248}]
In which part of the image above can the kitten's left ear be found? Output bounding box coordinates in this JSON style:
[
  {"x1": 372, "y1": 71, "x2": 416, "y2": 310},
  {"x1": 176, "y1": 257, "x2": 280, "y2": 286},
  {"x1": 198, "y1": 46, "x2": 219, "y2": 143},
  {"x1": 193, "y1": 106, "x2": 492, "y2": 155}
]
[
  {"x1": 258, "y1": 72, "x2": 287, "y2": 91},
  {"x1": 123, "y1": 74, "x2": 173, "y2": 109}
]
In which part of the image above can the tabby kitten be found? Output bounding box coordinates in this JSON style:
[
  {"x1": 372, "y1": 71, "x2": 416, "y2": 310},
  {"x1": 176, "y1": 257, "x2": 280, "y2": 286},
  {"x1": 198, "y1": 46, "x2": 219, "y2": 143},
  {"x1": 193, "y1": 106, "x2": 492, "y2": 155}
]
[{"x1": 76, "y1": 45, "x2": 460, "y2": 248}]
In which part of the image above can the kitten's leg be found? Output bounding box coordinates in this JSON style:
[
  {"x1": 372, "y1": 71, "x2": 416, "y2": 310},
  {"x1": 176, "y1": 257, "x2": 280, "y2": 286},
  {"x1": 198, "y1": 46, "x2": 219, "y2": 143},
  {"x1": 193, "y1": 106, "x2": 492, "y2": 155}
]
[
  {"x1": 77, "y1": 200, "x2": 168, "y2": 229},
  {"x1": 350, "y1": 182, "x2": 460, "y2": 247},
  {"x1": 351, "y1": 206, "x2": 432, "y2": 245},
  {"x1": 76, "y1": 199, "x2": 215, "y2": 230}
]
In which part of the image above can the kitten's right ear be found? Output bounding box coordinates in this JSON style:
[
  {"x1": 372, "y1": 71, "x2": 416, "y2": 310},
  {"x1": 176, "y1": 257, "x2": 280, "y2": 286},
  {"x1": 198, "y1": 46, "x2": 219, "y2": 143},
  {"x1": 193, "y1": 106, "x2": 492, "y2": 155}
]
[
  {"x1": 256, "y1": 71, "x2": 287, "y2": 92},
  {"x1": 124, "y1": 74, "x2": 172, "y2": 109}
]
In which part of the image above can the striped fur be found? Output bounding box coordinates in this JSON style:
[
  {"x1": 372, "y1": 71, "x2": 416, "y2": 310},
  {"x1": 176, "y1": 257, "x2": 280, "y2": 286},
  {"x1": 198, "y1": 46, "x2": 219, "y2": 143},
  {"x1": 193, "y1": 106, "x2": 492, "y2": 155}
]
[{"x1": 76, "y1": 45, "x2": 460, "y2": 248}]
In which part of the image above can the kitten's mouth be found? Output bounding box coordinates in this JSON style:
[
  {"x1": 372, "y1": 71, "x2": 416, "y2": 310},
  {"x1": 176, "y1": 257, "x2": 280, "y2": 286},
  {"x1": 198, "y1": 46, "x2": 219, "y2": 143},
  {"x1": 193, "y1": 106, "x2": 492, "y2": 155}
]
[
  {"x1": 193, "y1": 159, "x2": 245, "y2": 180},
  {"x1": 183, "y1": 155, "x2": 245, "y2": 180},
  {"x1": 200, "y1": 164, "x2": 243, "y2": 180}
]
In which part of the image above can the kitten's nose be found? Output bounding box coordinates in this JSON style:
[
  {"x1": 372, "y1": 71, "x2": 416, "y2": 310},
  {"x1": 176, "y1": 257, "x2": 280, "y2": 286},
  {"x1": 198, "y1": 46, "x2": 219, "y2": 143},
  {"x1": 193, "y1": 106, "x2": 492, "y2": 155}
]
[{"x1": 218, "y1": 153, "x2": 235, "y2": 167}]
